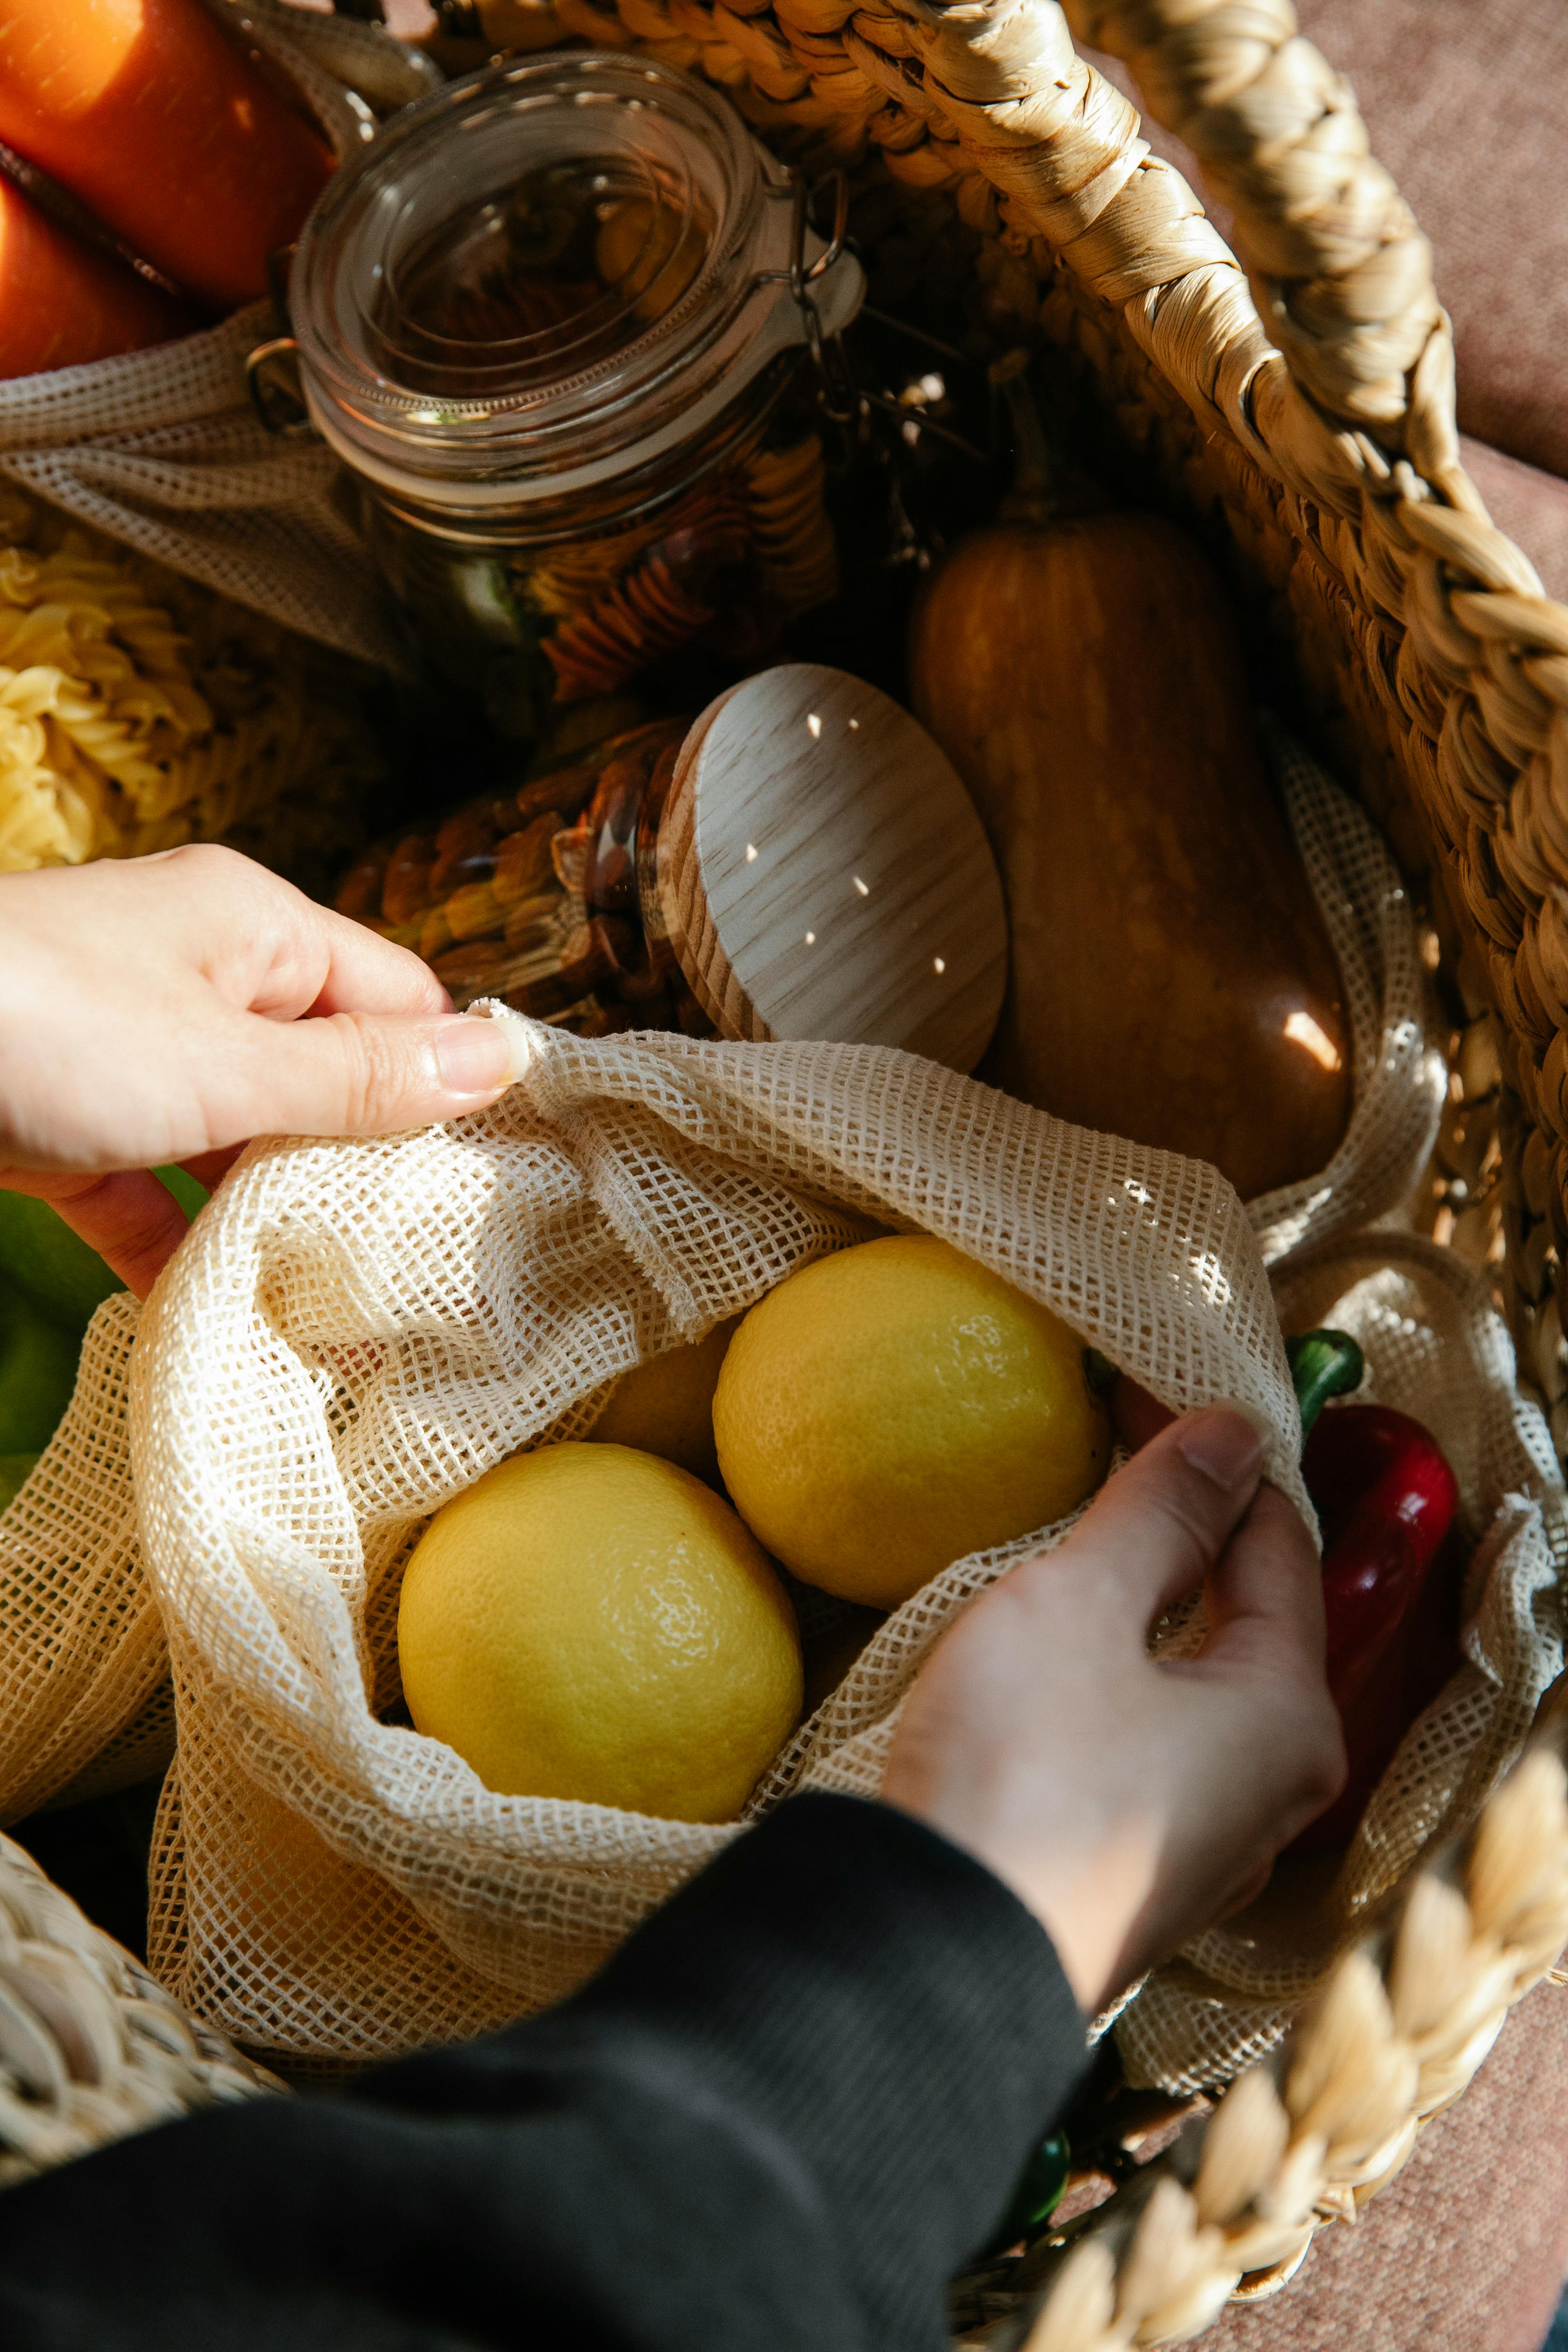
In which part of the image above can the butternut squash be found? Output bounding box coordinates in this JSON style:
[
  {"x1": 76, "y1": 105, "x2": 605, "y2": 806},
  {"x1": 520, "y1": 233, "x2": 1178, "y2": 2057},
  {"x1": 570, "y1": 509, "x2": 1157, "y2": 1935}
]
[{"x1": 907, "y1": 383, "x2": 1350, "y2": 1201}]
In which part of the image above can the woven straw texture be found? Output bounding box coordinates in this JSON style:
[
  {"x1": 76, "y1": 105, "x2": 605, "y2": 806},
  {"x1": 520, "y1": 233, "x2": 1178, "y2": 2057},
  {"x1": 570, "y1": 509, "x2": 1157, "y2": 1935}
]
[
  {"x1": 974, "y1": 1732, "x2": 1568, "y2": 2348},
  {"x1": 1196, "y1": 1975, "x2": 1568, "y2": 2352},
  {"x1": 0, "y1": 0, "x2": 412, "y2": 674},
  {"x1": 0, "y1": 1828, "x2": 277, "y2": 2188}
]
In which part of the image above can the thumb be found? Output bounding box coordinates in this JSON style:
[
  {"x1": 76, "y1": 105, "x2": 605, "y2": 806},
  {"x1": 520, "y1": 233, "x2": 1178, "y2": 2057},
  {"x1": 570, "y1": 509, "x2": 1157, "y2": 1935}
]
[
  {"x1": 225, "y1": 1008, "x2": 527, "y2": 1141},
  {"x1": 1061, "y1": 1408, "x2": 1266, "y2": 1631}
]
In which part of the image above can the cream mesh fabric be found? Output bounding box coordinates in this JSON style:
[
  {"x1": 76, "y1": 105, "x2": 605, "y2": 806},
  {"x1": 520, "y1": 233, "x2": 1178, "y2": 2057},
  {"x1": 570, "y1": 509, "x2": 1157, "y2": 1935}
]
[
  {"x1": 0, "y1": 3, "x2": 409, "y2": 677},
  {"x1": 127, "y1": 1029, "x2": 1308, "y2": 2063},
  {"x1": 1117, "y1": 1231, "x2": 1567, "y2": 2094},
  {"x1": 1250, "y1": 722, "x2": 1447, "y2": 1269},
  {"x1": 0, "y1": 1296, "x2": 167, "y2": 1823}
]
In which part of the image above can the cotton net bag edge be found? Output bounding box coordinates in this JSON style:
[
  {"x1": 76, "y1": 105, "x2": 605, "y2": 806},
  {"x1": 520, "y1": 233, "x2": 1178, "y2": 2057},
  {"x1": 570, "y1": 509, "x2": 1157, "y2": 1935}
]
[
  {"x1": 1101, "y1": 735, "x2": 1568, "y2": 2095},
  {"x1": 129, "y1": 1023, "x2": 1306, "y2": 2065},
  {"x1": 1246, "y1": 719, "x2": 1447, "y2": 1271},
  {"x1": 1115, "y1": 1225, "x2": 1568, "y2": 2096}
]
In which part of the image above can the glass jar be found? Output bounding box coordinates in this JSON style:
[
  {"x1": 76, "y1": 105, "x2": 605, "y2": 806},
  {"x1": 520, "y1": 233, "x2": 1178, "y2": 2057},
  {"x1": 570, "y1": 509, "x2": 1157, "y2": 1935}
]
[
  {"x1": 291, "y1": 53, "x2": 863, "y2": 749},
  {"x1": 335, "y1": 714, "x2": 714, "y2": 1039}
]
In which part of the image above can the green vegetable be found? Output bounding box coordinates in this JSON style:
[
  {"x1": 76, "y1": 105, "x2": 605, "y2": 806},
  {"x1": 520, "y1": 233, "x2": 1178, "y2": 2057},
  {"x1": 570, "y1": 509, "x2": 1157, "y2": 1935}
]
[
  {"x1": 0, "y1": 1451, "x2": 38, "y2": 1512},
  {"x1": 0, "y1": 1289, "x2": 80, "y2": 1453},
  {"x1": 0, "y1": 1167, "x2": 210, "y2": 1466},
  {"x1": 981, "y1": 2128, "x2": 1071, "y2": 2259},
  {"x1": 1285, "y1": 1328, "x2": 1366, "y2": 1439},
  {"x1": 153, "y1": 1162, "x2": 209, "y2": 1222},
  {"x1": 0, "y1": 1189, "x2": 121, "y2": 1330},
  {"x1": 0, "y1": 1164, "x2": 208, "y2": 1334}
]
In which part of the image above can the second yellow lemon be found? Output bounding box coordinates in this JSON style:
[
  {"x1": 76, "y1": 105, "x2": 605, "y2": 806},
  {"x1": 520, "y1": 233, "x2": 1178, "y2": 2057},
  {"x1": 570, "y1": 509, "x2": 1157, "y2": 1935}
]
[
  {"x1": 712, "y1": 1235, "x2": 1109, "y2": 1608},
  {"x1": 397, "y1": 1442, "x2": 801, "y2": 1822},
  {"x1": 588, "y1": 1316, "x2": 741, "y2": 1483}
]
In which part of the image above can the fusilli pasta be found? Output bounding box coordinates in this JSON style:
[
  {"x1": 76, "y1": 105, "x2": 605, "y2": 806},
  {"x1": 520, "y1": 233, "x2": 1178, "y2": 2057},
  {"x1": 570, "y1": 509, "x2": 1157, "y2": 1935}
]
[{"x1": 0, "y1": 487, "x2": 383, "y2": 892}]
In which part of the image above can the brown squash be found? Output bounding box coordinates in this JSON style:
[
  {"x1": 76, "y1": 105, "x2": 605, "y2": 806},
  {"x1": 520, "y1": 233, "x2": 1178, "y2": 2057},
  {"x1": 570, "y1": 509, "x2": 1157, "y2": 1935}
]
[{"x1": 908, "y1": 387, "x2": 1351, "y2": 1201}]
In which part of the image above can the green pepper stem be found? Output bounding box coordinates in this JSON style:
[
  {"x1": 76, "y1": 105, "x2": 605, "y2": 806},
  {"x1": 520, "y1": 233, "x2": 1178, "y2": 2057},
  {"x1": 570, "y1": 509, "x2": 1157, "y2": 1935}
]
[{"x1": 1286, "y1": 1329, "x2": 1366, "y2": 1441}]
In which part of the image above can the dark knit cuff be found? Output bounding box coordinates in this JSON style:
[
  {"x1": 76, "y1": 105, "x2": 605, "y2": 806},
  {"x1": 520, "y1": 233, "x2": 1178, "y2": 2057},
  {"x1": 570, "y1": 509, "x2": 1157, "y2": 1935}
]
[{"x1": 554, "y1": 1792, "x2": 1088, "y2": 2343}]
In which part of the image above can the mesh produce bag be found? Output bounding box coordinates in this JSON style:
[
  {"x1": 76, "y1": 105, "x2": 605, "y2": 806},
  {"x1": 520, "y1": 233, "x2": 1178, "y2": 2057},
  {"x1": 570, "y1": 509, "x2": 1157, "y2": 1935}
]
[
  {"x1": 128, "y1": 1020, "x2": 1313, "y2": 2062},
  {"x1": 1248, "y1": 723, "x2": 1445, "y2": 1270},
  {"x1": 112, "y1": 1015, "x2": 1557, "y2": 2074}
]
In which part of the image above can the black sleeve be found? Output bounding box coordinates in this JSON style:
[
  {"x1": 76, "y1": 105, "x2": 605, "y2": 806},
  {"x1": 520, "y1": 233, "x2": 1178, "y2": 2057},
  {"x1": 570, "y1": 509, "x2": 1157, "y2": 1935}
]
[{"x1": 0, "y1": 1792, "x2": 1086, "y2": 2352}]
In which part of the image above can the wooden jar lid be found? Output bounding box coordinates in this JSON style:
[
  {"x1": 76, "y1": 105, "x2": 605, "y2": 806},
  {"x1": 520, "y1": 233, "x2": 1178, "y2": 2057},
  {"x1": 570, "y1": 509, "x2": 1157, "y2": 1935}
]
[{"x1": 656, "y1": 664, "x2": 1007, "y2": 1071}]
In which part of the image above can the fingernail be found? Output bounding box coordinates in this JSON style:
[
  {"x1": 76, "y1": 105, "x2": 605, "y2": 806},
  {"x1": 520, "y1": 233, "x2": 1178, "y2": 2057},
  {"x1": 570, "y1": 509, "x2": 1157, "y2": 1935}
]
[
  {"x1": 1175, "y1": 1407, "x2": 1263, "y2": 1492},
  {"x1": 434, "y1": 1015, "x2": 521, "y2": 1098}
]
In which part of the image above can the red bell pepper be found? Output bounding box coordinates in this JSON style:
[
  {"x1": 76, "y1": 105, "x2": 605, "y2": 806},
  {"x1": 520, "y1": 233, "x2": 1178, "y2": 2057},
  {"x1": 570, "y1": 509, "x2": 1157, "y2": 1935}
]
[
  {"x1": 1285, "y1": 1330, "x2": 1462, "y2": 1852},
  {"x1": 1108, "y1": 1332, "x2": 1465, "y2": 1853}
]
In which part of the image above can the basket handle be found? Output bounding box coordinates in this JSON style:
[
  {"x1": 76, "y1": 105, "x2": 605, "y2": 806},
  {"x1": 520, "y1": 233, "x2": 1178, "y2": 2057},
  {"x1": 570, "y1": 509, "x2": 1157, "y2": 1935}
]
[
  {"x1": 831, "y1": 0, "x2": 1463, "y2": 512},
  {"x1": 1057, "y1": 0, "x2": 1449, "y2": 475}
]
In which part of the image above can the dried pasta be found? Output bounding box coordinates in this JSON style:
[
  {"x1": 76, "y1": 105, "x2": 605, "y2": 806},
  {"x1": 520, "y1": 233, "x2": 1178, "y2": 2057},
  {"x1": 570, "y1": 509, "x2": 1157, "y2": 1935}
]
[
  {"x1": 744, "y1": 436, "x2": 839, "y2": 612},
  {"x1": 0, "y1": 487, "x2": 382, "y2": 890},
  {"x1": 543, "y1": 487, "x2": 752, "y2": 702}
]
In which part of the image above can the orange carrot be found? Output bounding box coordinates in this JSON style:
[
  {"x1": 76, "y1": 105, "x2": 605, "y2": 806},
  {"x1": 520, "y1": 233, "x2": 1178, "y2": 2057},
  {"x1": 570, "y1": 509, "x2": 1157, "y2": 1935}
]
[
  {"x1": 0, "y1": 0, "x2": 335, "y2": 311},
  {"x1": 0, "y1": 174, "x2": 192, "y2": 377}
]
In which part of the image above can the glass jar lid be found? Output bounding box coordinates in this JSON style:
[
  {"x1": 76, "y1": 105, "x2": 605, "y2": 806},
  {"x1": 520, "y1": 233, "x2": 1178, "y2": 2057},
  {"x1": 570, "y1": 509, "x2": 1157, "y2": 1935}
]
[{"x1": 292, "y1": 52, "x2": 862, "y2": 508}]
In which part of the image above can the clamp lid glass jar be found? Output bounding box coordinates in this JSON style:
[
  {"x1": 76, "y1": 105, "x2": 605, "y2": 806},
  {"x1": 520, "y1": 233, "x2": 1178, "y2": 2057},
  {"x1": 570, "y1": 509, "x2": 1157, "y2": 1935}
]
[{"x1": 292, "y1": 53, "x2": 863, "y2": 745}]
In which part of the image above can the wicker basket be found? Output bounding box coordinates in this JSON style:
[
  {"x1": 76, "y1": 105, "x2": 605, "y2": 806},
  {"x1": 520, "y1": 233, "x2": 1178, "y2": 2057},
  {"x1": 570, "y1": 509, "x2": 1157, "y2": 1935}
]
[
  {"x1": 0, "y1": 1830, "x2": 277, "y2": 2188},
  {"x1": 7, "y1": 1, "x2": 1568, "y2": 2333},
  {"x1": 497, "y1": 0, "x2": 1568, "y2": 1448},
  {"x1": 434, "y1": 0, "x2": 1568, "y2": 2331}
]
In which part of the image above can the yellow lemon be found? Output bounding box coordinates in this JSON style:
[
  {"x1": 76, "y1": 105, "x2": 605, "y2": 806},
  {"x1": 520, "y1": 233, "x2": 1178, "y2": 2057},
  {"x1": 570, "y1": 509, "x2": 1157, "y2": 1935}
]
[
  {"x1": 397, "y1": 1442, "x2": 801, "y2": 1822},
  {"x1": 588, "y1": 1316, "x2": 741, "y2": 1483},
  {"x1": 713, "y1": 1235, "x2": 1110, "y2": 1608}
]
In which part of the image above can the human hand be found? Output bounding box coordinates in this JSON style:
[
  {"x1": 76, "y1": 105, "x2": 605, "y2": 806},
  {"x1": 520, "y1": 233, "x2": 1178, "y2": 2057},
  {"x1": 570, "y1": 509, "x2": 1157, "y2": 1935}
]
[
  {"x1": 0, "y1": 846, "x2": 525, "y2": 1298},
  {"x1": 882, "y1": 1409, "x2": 1344, "y2": 2014}
]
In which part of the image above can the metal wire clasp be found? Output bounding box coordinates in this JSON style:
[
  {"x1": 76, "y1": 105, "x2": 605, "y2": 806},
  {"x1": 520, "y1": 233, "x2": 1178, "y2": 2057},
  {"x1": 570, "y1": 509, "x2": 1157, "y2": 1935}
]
[
  {"x1": 246, "y1": 242, "x2": 317, "y2": 440},
  {"x1": 245, "y1": 337, "x2": 315, "y2": 440},
  {"x1": 757, "y1": 169, "x2": 858, "y2": 426}
]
